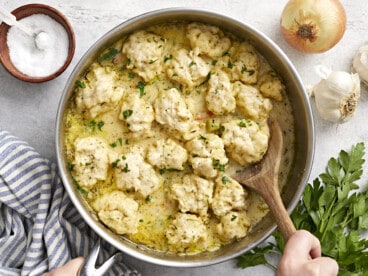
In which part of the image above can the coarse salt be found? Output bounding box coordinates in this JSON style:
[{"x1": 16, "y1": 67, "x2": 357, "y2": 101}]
[{"x1": 7, "y1": 13, "x2": 69, "y2": 77}]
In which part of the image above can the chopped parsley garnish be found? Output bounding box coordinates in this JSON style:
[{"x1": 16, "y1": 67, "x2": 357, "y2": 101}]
[
  {"x1": 199, "y1": 72, "x2": 211, "y2": 86},
  {"x1": 87, "y1": 120, "x2": 104, "y2": 131},
  {"x1": 77, "y1": 185, "x2": 88, "y2": 195},
  {"x1": 167, "y1": 168, "x2": 180, "y2": 172},
  {"x1": 99, "y1": 48, "x2": 119, "y2": 62},
  {"x1": 110, "y1": 137, "x2": 123, "y2": 148},
  {"x1": 238, "y1": 121, "x2": 247, "y2": 128},
  {"x1": 238, "y1": 119, "x2": 252, "y2": 128},
  {"x1": 199, "y1": 135, "x2": 207, "y2": 140},
  {"x1": 111, "y1": 159, "x2": 120, "y2": 168},
  {"x1": 164, "y1": 54, "x2": 173, "y2": 62},
  {"x1": 221, "y1": 176, "x2": 229, "y2": 184},
  {"x1": 145, "y1": 195, "x2": 152, "y2": 202},
  {"x1": 122, "y1": 109, "x2": 133, "y2": 119},
  {"x1": 212, "y1": 159, "x2": 226, "y2": 172},
  {"x1": 128, "y1": 72, "x2": 135, "y2": 78},
  {"x1": 159, "y1": 168, "x2": 180, "y2": 174},
  {"x1": 110, "y1": 142, "x2": 117, "y2": 148},
  {"x1": 231, "y1": 214, "x2": 237, "y2": 221},
  {"x1": 67, "y1": 161, "x2": 75, "y2": 171},
  {"x1": 121, "y1": 163, "x2": 130, "y2": 172},
  {"x1": 178, "y1": 84, "x2": 183, "y2": 92},
  {"x1": 227, "y1": 60, "x2": 234, "y2": 69},
  {"x1": 97, "y1": 121, "x2": 104, "y2": 131},
  {"x1": 75, "y1": 80, "x2": 86, "y2": 88},
  {"x1": 241, "y1": 64, "x2": 255, "y2": 75},
  {"x1": 189, "y1": 61, "x2": 196, "y2": 67},
  {"x1": 136, "y1": 81, "x2": 146, "y2": 97}
]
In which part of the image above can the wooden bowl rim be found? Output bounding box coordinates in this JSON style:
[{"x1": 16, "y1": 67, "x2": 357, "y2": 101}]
[{"x1": 0, "y1": 3, "x2": 76, "y2": 83}]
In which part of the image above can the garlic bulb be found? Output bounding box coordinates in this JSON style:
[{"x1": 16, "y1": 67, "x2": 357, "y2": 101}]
[
  {"x1": 310, "y1": 65, "x2": 361, "y2": 123},
  {"x1": 352, "y1": 44, "x2": 368, "y2": 86}
]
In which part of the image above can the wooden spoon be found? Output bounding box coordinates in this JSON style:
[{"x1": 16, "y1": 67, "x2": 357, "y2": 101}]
[{"x1": 232, "y1": 118, "x2": 296, "y2": 242}]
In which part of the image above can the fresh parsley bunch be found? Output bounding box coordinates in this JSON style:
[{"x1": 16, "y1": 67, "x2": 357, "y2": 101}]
[{"x1": 237, "y1": 142, "x2": 368, "y2": 275}]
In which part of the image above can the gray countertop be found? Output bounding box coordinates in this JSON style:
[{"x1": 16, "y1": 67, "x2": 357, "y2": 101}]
[{"x1": 1, "y1": 0, "x2": 368, "y2": 275}]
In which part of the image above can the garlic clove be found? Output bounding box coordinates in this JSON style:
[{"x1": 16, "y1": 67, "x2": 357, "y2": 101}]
[
  {"x1": 311, "y1": 66, "x2": 360, "y2": 123},
  {"x1": 352, "y1": 44, "x2": 368, "y2": 86},
  {"x1": 326, "y1": 71, "x2": 356, "y2": 95}
]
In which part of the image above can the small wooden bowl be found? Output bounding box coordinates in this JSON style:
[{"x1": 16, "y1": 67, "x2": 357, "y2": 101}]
[{"x1": 0, "y1": 4, "x2": 75, "y2": 83}]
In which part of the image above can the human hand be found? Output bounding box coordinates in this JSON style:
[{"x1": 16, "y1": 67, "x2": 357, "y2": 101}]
[
  {"x1": 42, "y1": 257, "x2": 85, "y2": 276},
  {"x1": 277, "y1": 230, "x2": 338, "y2": 276}
]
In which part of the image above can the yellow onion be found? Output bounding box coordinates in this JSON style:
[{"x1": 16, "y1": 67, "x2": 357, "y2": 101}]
[{"x1": 280, "y1": 0, "x2": 346, "y2": 53}]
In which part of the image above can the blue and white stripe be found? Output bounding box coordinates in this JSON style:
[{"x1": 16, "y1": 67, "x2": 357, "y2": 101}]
[{"x1": 0, "y1": 129, "x2": 139, "y2": 276}]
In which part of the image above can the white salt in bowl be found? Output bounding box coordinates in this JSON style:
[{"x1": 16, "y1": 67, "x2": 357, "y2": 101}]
[{"x1": 0, "y1": 4, "x2": 75, "y2": 83}]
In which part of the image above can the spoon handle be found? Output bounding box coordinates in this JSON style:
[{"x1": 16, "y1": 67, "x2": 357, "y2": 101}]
[
  {"x1": 0, "y1": 6, "x2": 17, "y2": 25},
  {"x1": 266, "y1": 184, "x2": 296, "y2": 242},
  {"x1": 0, "y1": 6, "x2": 34, "y2": 36},
  {"x1": 13, "y1": 21, "x2": 35, "y2": 37}
]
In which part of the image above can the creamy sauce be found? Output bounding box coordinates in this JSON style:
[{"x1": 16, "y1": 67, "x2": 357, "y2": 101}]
[{"x1": 63, "y1": 22, "x2": 295, "y2": 255}]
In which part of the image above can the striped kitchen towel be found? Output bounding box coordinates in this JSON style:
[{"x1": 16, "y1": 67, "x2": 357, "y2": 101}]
[{"x1": 0, "y1": 128, "x2": 140, "y2": 276}]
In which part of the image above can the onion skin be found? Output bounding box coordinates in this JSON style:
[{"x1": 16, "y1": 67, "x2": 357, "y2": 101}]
[{"x1": 280, "y1": 0, "x2": 347, "y2": 53}]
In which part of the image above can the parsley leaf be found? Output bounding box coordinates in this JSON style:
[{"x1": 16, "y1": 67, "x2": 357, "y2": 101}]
[
  {"x1": 75, "y1": 80, "x2": 86, "y2": 88},
  {"x1": 199, "y1": 72, "x2": 211, "y2": 86},
  {"x1": 212, "y1": 159, "x2": 226, "y2": 172},
  {"x1": 221, "y1": 176, "x2": 229, "y2": 184},
  {"x1": 96, "y1": 121, "x2": 104, "y2": 131},
  {"x1": 145, "y1": 195, "x2": 152, "y2": 202},
  {"x1": 164, "y1": 54, "x2": 173, "y2": 62},
  {"x1": 99, "y1": 48, "x2": 119, "y2": 62},
  {"x1": 86, "y1": 120, "x2": 104, "y2": 132},
  {"x1": 237, "y1": 142, "x2": 368, "y2": 274},
  {"x1": 122, "y1": 109, "x2": 133, "y2": 119},
  {"x1": 136, "y1": 81, "x2": 146, "y2": 97},
  {"x1": 237, "y1": 244, "x2": 278, "y2": 270}
]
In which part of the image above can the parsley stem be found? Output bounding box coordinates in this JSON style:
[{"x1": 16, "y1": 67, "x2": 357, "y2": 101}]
[
  {"x1": 265, "y1": 263, "x2": 277, "y2": 271},
  {"x1": 320, "y1": 200, "x2": 336, "y2": 241}
]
